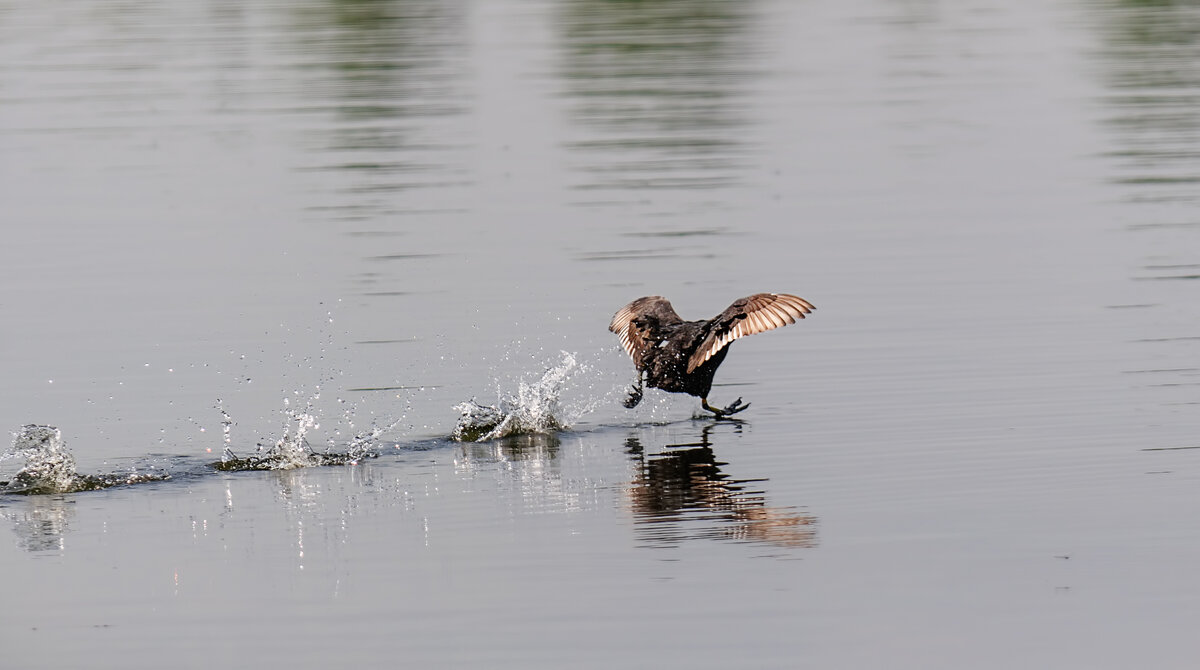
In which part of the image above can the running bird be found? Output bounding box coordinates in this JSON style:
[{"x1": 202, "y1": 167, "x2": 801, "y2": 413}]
[{"x1": 609, "y1": 293, "x2": 815, "y2": 417}]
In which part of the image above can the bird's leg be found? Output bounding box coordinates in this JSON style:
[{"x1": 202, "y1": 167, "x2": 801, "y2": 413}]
[
  {"x1": 622, "y1": 372, "x2": 644, "y2": 409},
  {"x1": 702, "y1": 396, "x2": 750, "y2": 418}
]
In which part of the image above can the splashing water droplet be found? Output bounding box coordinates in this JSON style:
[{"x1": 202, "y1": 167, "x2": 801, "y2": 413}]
[
  {"x1": 2, "y1": 426, "x2": 78, "y2": 493},
  {"x1": 453, "y1": 351, "x2": 593, "y2": 441},
  {"x1": 2, "y1": 425, "x2": 170, "y2": 494}
]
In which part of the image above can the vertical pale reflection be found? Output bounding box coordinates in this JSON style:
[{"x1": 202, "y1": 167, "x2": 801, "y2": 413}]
[
  {"x1": 454, "y1": 435, "x2": 576, "y2": 514},
  {"x1": 0, "y1": 496, "x2": 73, "y2": 553},
  {"x1": 555, "y1": 0, "x2": 763, "y2": 210}
]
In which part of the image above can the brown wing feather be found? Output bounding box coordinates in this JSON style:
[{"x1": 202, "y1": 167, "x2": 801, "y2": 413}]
[
  {"x1": 686, "y1": 293, "x2": 814, "y2": 373},
  {"x1": 609, "y1": 296, "x2": 683, "y2": 368}
]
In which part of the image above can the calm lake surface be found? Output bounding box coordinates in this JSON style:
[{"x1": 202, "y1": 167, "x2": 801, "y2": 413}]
[{"x1": 3, "y1": 0, "x2": 1200, "y2": 667}]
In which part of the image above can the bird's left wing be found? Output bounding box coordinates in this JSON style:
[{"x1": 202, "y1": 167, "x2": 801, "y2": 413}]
[
  {"x1": 687, "y1": 293, "x2": 814, "y2": 373},
  {"x1": 609, "y1": 296, "x2": 682, "y2": 368}
]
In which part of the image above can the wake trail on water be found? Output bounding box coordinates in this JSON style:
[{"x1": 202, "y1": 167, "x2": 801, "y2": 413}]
[
  {"x1": 1, "y1": 348, "x2": 636, "y2": 493},
  {"x1": 1, "y1": 396, "x2": 404, "y2": 494}
]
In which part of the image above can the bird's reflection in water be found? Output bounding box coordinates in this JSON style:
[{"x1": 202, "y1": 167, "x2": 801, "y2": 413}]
[
  {"x1": 0, "y1": 495, "x2": 74, "y2": 553},
  {"x1": 624, "y1": 424, "x2": 816, "y2": 550}
]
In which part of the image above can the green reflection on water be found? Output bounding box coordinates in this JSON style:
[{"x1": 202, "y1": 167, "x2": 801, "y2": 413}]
[
  {"x1": 1093, "y1": 0, "x2": 1200, "y2": 209},
  {"x1": 557, "y1": 0, "x2": 762, "y2": 194}
]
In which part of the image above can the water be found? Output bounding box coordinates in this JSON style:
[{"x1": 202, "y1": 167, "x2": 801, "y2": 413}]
[
  {"x1": 3, "y1": 0, "x2": 1200, "y2": 667},
  {"x1": 0, "y1": 425, "x2": 171, "y2": 494},
  {"x1": 452, "y1": 350, "x2": 593, "y2": 441}
]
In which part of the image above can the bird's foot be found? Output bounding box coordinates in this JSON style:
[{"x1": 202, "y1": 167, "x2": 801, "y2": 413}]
[
  {"x1": 702, "y1": 397, "x2": 750, "y2": 418},
  {"x1": 622, "y1": 384, "x2": 644, "y2": 409},
  {"x1": 719, "y1": 397, "x2": 750, "y2": 417}
]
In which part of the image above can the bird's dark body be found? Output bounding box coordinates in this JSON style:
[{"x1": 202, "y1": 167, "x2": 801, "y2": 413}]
[
  {"x1": 633, "y1": 319, "x2": 730, "y2": 399},
  {"x1": 609, "y1": 292, "x2": 815, "y2": 417}
]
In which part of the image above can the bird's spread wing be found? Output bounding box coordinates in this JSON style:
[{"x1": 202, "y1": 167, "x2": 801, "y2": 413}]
[
  {"x1": 687, "y1": 293, "x2": 814, "y2": 373},
  {"x1": 609, "y1": 296, "x2": 683, "y2": 367}
]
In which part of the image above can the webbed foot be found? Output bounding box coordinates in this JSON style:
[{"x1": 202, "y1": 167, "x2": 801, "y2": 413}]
[
  {"x1": 622, "y1": 384, "x2": 644, "y2": 409},
  {"x1": 721, "y1": 397, "x2": 750, "y2": 416},
  {"x1": 702, "y1": 397, "x2": 750, "y2": 418}
]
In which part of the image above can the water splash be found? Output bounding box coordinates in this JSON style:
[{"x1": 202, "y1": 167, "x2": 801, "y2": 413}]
[
  {"x1": 272, "y1": 405, "x2": 322, "y2": 469},
  {"x1": 217, "y1": 399, "x2": 234, "y2": 452},
  {"x1": 345, "y1": 417, "x2": 401, "y2": 461},
  {"x1": 1, "y1": 425, "x2": 77, "y2": 493},
  {"x1": 453, "y1": 351, "x2": 594, "y2": 441},
  {"x1": 219, "y1": 405, "x2": 335, "y2": 470},
  {"x1": 1, "y1": 425, "x2": 170, "y2": 495},
  {"x1": 216, "y1": 396, "x2": 398, "y2": 472}
]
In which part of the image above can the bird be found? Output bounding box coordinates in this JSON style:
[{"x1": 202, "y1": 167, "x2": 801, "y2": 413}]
[{"x1": 609, "y1": 293, "x2": 815, "y2": 417}]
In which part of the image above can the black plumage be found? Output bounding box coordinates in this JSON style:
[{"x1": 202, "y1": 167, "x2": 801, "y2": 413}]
[{"x1": 609, "y1": 293, "x2": 815, "y2": 417}]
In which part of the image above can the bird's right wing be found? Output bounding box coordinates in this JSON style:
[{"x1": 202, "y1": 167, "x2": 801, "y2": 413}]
[
  {"x1": 687, "y1": 293, "x2": 814, "y2": 373},
  {"x1": 609, "y1": 296, "x2": 682, "y2": 368}
]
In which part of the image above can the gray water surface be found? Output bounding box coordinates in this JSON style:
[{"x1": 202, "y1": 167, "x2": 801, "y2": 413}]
[{"x1": 3, "y1": 1, "x2": 1200, "y2": 668}]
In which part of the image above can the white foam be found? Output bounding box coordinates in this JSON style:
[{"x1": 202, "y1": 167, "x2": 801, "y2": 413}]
[
  {"x1": 453, "y1": 351, "x2": 595, "y2": 441},
  {"x1": 3, "y1": 425, "x2": 79, "y2": 493}
]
